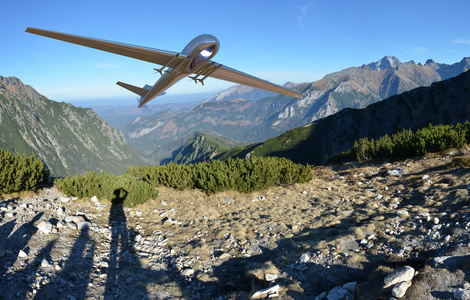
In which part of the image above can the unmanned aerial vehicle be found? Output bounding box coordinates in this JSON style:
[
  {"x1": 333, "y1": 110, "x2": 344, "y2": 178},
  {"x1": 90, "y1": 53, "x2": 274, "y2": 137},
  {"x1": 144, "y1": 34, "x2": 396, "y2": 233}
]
[{"x1": 26, "y1": 27, "x2": 302, "y2": 107}]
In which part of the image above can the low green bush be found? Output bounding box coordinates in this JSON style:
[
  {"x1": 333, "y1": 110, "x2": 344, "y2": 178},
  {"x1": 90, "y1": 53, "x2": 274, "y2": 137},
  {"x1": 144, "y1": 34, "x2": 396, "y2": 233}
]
[
  {"x1": 328, "y1": 122, "x2": 470, "y2": 164},
  {"x1": 55, "y1": 170, "x2": 114, "y2": 200},
  {"x1": 57, "y1": 157, "x2": 311, "y2": 205},
  {"x1": 112, "y1": 174, "x2": 158, "y2": 207},
  {"x1": 56, "y1": 171, "x2": 158, "y2": 207},
  {"x1": 0, "y1": 149, "x2": 49, "y2": 194},
  {"x1": 128, "y1": 157, "x2": 312, "y2": 194}
]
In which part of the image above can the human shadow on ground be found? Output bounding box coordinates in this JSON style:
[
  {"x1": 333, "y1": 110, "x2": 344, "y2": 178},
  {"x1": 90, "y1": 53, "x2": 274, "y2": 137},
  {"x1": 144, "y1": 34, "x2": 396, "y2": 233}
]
[
  {"x1": 104, "y1": 188, "x2": 180, "y2": 299},
  {"x1": 34, "y1": 226, "x2": 95, "y2": 300},
  {"x1": 1, "y1": 241, "x2": 56, "y2": 299},
  {"x1": 0, "y1": 212, "x2": 43, "y2": 279}
]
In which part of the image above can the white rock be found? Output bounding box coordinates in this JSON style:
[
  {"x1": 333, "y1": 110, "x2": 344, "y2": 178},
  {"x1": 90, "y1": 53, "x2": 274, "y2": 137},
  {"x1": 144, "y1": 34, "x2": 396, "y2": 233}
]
[
  {"x1": 265, "y1": 273, "x2": 279, "y2": 282},
  {"x1": 91, "y1": 196, "x2": 99, "y2": 202},
  {"x1": 77, "y1": 221, "x2": 91, "y2": 230},
  {"x1": 65, "y1": 216, "x2": 74, "y2": 223},
  {"x1": 455, "y1": 288, "x2": 470, "y2": 300},
  {"x1": 57, "y1": 207, "x2": 66, "y2": 217},
  {"x1": 18, "y1": 250, "x2": 28, "y2": 258},
  {"x1": 422, "y1": 175, "x2": 429, "y2": 180},
  {"x1": 392, "y1": 280, "x2": 412, "y2": 298},
  {"x1": 59, "y1": 196, "x2": 72, "y2": 202},
  {"x1": 182, "y1": 268, "x2": 194, "y2": 276},
  {"x1": 100, "y1": 261, "x2": 109, "y2": 268},
  {"x1": 384, "y1": 266, "x2": 415, "y2": 288},
  {"x1": 300, "y1": 253, "x2": 310, "y2": 263},
  {"x1": 72, "y1": 215, "x2": 86, "y2": 223},
  {"x1": 396, "y1": 210, "x2": 409, "y2": 218},
  {"x1": 388, "y1": 169, "x2": 405, "y2": 176},
  {"x1": 251, "y1": 284, "x2": 280, "y2": 299},
  {"x1": 37, "y1": 221, "x2": 53, "y2": 234},
  {"x1": 327, "y1": 286, "x2": 354, "y2": 300},
  {"x1": 41, "y1": 259, "x2": 50, "y2": 268}
]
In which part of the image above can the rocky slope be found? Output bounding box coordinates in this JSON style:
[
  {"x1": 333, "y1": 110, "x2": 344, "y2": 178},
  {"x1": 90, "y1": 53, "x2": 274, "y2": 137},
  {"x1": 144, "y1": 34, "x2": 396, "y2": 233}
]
[
  {"x1": 202, "y1": 83, "x2": 295, "y2": 102},
  {"x1": 0, "y1": 76, "x2": 144, "y2": 177},
  {"x1": 123, "y1": 57, "x2": 470, "y2": 164},
  {"x1": 172, "y1": 131, "x2": 249, "y2": 165},
  {"x1": 1, "y1": 151, "x2": 470, "y2": 299},
  {"x1": 226, "y1": 69, "x2": 470, "y2": 165}
]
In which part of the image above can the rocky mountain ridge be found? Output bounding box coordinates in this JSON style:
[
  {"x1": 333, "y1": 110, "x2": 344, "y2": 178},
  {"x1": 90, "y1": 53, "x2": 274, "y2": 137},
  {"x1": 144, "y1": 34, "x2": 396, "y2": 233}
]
[
  {"x1": 124, "y1": 57, "x2": 470, "y2": 164},
  {"x1": 172, "y1": 131, "x2": 248, "y2": 165},
  {"x1": 229, "y1": 69, "x2": 470, "y2": 165},
  {"x1": 0, "y1": 76, "x2": 144, "y2": 176}
]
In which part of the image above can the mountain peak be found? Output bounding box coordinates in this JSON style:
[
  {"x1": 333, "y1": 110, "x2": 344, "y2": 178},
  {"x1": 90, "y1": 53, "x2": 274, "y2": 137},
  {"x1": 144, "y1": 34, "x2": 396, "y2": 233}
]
[
  {"x1": 204, "y1": 84, "x2": 276, "y2": 102},
  {"x1": 283, "y1": 81, "x2": 299, "y2": 89},
  {"x1": 367, "y1": 56, "x2": 401, "y2": 71}
]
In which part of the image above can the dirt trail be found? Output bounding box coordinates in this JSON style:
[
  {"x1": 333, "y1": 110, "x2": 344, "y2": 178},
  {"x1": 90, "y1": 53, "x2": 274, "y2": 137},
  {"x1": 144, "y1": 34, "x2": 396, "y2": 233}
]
[{"x1": 1, "y1": 151, "x2": 470, "y2": 299}]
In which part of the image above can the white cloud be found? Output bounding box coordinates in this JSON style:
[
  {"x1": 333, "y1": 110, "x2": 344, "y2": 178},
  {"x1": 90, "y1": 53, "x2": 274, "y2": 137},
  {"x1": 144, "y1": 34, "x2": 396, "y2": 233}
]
[
  {"x1": 453, "y1": 39, "x2": 470, "y2": 45},
  {"x1": 407, "y1": 47, "x2": 428, "y2": 55},
  {"x1": 296, "y1": 3, "x2": 315, "y2": 30}
]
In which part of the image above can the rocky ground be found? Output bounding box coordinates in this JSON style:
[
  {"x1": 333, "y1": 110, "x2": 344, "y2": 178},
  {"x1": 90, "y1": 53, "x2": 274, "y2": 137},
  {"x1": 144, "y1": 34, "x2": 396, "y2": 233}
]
[{"x1": 1, "y1": 151, "x2": 470, "y2": 299}]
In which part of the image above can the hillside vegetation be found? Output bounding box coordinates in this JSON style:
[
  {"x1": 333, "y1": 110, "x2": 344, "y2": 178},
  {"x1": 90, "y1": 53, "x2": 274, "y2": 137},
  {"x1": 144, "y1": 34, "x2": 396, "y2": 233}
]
[
  {"x1": 56, "y1": 157, "x2": 313, "y2": 207},
  {"x1": 0, "y1": 76, "x2": 145, "y2": 177},
  {"x1": 0, "y1": 149, "x2": 49, "y2": 195},
  {"x1": 330, "y1": 122, "x2": 470, "y2": 164},
  {"x1": 123, "y1": 57, "x2": 470, "y2": 164},
  {"x1": 218, "y1": 70, "x2": 470, "y2": 165}
]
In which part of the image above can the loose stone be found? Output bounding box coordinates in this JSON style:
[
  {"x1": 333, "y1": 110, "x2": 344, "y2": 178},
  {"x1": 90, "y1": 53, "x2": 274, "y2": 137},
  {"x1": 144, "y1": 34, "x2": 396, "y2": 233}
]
[{"x1": 384, "y1": 266, "x2": 415, "y2": 288}]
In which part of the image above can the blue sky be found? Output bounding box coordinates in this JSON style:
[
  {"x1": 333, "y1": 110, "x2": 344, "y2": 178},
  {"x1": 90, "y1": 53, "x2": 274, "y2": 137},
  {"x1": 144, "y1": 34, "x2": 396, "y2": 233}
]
[{"x1": 1, "y1": 0, "x2": 469, "y2": 105}]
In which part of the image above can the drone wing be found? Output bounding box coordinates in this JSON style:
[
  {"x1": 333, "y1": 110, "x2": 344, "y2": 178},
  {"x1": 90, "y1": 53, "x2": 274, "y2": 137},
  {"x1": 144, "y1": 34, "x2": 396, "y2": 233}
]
[
  {"x1": 209, "y1": 65, "x2": 302, "y2": 98},
  {"x1": 25, "y1": 27, "x2": 187, "y2": 67}
]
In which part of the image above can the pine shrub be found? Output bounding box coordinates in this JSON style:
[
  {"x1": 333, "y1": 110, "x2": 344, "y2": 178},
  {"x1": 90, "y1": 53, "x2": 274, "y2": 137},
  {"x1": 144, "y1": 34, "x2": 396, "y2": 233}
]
[
  {"x1": 56, "y1": 171, "x2": 158, "y2": 207},
  {"x1": 0, "y1": 149, "x2": 49, "y2": 194},
  {"x1": 111, "y1": 174, "x2": 158, "y2": 207},
  {"x1": 328, "y1": 122, "x2": 470, "y2": 164},
  {"x1": 55, "y1": 170, "x2": 114, "y2": 200},
  {"x1": 128, "y1": 157, "x2": 312, "y2": 194}
]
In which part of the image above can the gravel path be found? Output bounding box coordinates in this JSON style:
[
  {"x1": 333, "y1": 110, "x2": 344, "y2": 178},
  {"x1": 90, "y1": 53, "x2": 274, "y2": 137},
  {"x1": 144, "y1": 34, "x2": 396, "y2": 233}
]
[{"x1": 2, "y1": 152, "x2": 470, "y2": 299}]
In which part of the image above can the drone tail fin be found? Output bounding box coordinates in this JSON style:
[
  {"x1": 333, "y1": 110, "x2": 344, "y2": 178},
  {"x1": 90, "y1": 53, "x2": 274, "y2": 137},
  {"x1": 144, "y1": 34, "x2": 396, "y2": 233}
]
[{"x1": 116, "y1": 81, "x2": 152, "y2": 97}]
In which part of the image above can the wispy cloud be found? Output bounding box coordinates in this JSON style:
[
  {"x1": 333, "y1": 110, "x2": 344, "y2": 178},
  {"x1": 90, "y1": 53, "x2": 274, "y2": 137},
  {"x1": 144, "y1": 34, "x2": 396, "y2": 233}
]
[
  {"x1": 453, "y1": 39, "x2": 470, "y2": 45},
  {"x1": 408, "y1": 47, "x2": 428, "y2": 55},
  {"x1": 296, "y1": 3, "x2": 315, "y2": 30}
]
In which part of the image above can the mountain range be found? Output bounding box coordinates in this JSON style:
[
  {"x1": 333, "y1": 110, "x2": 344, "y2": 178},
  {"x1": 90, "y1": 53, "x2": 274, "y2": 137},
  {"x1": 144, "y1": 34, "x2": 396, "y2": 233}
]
[
  {"x1": 212, "y1": 68, "x2": 470, "y2": 165},
  {"x1": 123, "y1": 56, "x2": 470, "y2": 164},
  {"x1": 0, "y1": 76, "x2": 144, "y2": 177},
  {"x1": 3, "y1": 55, "x2": 469, "y2": 175}
]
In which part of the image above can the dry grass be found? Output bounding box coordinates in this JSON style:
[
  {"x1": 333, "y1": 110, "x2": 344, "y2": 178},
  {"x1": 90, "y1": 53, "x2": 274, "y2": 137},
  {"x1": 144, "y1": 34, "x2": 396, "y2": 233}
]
[{"x1": 57, "y1": 150, "x2": 470, "y2": 298}]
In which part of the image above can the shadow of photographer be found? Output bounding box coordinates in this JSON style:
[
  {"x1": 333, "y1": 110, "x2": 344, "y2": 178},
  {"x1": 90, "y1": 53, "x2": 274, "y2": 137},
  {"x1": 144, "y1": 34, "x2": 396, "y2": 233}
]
[{"x1": 103, "y1": 188, "x2": 180, "y2": 299}]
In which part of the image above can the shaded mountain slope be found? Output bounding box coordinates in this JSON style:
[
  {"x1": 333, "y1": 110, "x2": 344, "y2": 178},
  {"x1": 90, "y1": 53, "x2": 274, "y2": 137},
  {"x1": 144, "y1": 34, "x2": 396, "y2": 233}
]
[
  {"x1": 124, "y1": 57, "x2": 470, "y2": 164},
  {"x1": 0, "y1": 76, "x2": 144, "y2": 176},
  {"x1": 172, "y1": 131, "x2": 249, "y2": 165},
  {"x1": 231, "y1": 70, "x2": 470, "y2": 165}
]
